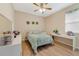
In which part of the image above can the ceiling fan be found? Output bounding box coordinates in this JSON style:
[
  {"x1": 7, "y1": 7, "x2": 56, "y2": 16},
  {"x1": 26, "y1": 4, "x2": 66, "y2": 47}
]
[{"x1": 33, "y1": 3, "x2": 52, "y2": 14}]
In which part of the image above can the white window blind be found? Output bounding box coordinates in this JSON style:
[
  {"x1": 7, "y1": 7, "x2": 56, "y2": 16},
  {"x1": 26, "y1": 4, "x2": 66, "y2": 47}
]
[{"x1": 65, "y1": 9, "x2": 79, "y2": 33}]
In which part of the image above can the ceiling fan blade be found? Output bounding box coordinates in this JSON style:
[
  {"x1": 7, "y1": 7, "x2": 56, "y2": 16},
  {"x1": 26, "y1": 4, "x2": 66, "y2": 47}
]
[
  {"x1": 45, "y1": 3, "x2": 48, "y2": 5},
  {"x1": 33, "y1": 3, "x2": 39, "y2": 6},
  {"x1": 45, "y1": 8, "x2": 52, "y2": 10},
  {"x1": 34, "y1": 9, "x2": 39, "y2": 12},
  {"x1": 40, "y1": 3, "x2": 43, "y2": 7}
]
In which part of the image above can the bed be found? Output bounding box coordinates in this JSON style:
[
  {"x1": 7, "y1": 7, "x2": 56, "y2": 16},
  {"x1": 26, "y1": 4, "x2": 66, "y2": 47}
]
[{"x1": 27, "y1": 31, "x2": 53, "y2": 53}]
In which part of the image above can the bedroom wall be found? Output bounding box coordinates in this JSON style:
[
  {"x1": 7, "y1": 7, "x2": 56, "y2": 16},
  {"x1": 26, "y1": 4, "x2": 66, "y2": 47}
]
[
  {"x1": 0, "y1": 15, "x2": 12, "y2": 34},
  {"x1": 0, "y1": 3, "x2": 15, "y2": 32},
  {"x1": 44, "y1": 10, "x2": 65, "y2": 34},
  {"x1": 14, "y1": 11, "x2": 45, "y2": 40},
  {"x1": 0, "y1": 3, "x2": 15, "y2": 22},
  {"x1": 44, "y1": 10, "x2": 72, "y2": 46},
  {"x1": 44, "y1": 4, "x2": 77, "y2": 34},
  {"x1": 44, "y1": 4, "x2": 79, "y2": 47}
]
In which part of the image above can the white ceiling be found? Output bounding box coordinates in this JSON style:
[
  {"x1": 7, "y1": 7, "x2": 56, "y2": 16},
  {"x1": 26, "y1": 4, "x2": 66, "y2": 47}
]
[{"x1": 13, "y1": 3, "x2": 73, "y2": 17}]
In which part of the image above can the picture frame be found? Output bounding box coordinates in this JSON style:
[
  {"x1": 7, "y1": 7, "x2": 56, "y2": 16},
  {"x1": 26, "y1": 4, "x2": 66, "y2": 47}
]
[
  {"x1": 36, "y1": 22, "x2": 38, "y2": 24},
  {"x1": 32, "y1": 21, "x2": 35, "y2": 24},
  {"x1": 26, "y1": 21, "x2": 30, "y2": 24}
]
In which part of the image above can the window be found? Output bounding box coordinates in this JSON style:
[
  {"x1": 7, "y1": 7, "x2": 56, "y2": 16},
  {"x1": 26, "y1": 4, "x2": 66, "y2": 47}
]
[{"x1": 65, "y1": 9, "x2": 79, "y2": 33}]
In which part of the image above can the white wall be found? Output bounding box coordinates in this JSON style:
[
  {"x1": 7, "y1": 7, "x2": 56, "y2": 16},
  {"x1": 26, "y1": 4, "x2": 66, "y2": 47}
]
[
  {"x1": 15, "y1": 11, "x2": 45, "y2": 39},
  {"x1": 0, "y1": 3, "x2": 14, "y2": 22},
  {"x1": 0, "y1": 3, "x2": 15, "y2": 32},
  {"x1": 0, "y1": 15, "x2": 12, "y2": 33},
  {"x1": 44, "y1": 10, "x2": 65, "y2": 34}
]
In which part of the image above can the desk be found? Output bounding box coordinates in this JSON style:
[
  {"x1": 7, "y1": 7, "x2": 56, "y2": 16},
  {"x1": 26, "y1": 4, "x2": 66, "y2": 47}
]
[{"x1": 51, "y1": 33, "x2": 77, "y2": 51}]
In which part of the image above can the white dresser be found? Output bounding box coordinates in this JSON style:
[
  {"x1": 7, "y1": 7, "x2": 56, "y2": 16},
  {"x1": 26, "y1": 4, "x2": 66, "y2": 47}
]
[
  {"x1": 51, "y1": 33, "x2": 77, "y2": 51},
  {"x1": 0, "y1": 34, "x2": 22, "y2": 56}
]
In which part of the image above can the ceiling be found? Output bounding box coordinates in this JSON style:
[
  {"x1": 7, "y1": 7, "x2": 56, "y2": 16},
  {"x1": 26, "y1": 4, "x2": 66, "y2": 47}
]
[{"x1": 13, "y1": 3, "x2": 73, "y2": 17}]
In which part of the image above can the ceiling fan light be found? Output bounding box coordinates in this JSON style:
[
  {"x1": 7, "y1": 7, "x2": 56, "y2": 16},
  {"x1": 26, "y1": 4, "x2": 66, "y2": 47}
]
[
  {"x1": 39, "y1": 8, "x2": 46, "y2": 13},
  {"x1": 42, "y1": 9, "x2": 46, "y2": 12},
  {"x1": 39, "y1": 9, "x2": 42, "y2": 12}
]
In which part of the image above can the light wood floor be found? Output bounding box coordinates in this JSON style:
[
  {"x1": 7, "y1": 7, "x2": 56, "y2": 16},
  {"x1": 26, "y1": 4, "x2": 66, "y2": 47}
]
[{"x1": 22, "y1": 40, "x2": 79, "y2": 56}]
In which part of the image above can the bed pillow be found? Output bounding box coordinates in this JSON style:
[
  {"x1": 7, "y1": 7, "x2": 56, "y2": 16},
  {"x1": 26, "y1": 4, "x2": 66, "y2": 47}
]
[{"x1": 29, "y1": 30, "x2": 41, "y2": 34}]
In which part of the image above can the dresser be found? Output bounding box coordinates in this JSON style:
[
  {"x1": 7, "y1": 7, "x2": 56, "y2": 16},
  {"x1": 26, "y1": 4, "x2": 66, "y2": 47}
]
[
  {"x1": 0, "y1": 34, "x2": 21, "y2": 56},
  {"x1": 50, "y1": 33, "x2": 77, "y2": 51}
]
